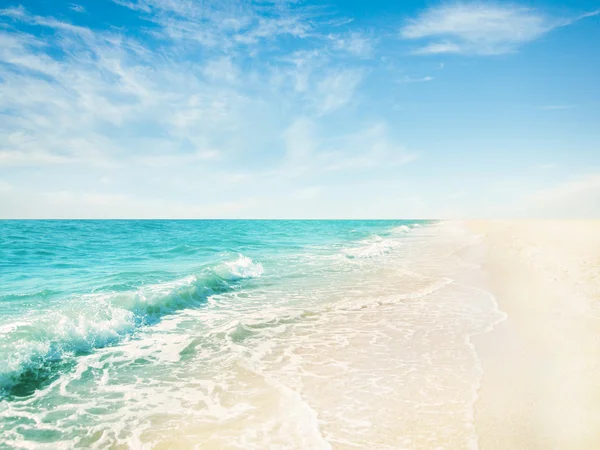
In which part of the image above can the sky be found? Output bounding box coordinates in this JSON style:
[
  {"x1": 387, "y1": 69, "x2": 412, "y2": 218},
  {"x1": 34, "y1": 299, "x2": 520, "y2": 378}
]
[{"x1": 0, "y1": 0, "x2": 599, "y2": 218}]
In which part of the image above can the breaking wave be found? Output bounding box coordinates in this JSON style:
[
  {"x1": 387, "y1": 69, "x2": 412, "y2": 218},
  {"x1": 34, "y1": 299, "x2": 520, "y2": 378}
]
[{"x1": 0, "y1": 255, "x2": 263, "y2": 397}]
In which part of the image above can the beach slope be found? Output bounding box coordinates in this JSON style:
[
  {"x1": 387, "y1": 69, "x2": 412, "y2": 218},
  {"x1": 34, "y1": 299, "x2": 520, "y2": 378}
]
[{"x1": 468, "y1": 220, "x2": 600, "y2": 449}]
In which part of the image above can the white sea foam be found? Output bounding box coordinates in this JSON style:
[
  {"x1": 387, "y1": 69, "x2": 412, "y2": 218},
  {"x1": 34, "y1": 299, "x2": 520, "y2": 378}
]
[
  {"x1": 392, "y1": 224, "x2": 412, "y2": 233},
  {"x1": 221, "y1": 254, "x2": 264, "y2": 279},
  {"x1": 343, "y1": 235, "x2": 401, "y2": 259}
]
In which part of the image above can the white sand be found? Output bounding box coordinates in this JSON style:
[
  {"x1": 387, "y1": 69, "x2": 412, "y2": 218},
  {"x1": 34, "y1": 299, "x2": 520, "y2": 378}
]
[{"x1": 467, "y1": 221, "x2": 600, "y2": 449}]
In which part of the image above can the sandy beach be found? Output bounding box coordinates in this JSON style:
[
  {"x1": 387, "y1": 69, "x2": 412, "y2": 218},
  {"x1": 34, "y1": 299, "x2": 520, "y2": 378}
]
[{"x1": 468, "y1": 221, "x2": 600, "y2": 449}]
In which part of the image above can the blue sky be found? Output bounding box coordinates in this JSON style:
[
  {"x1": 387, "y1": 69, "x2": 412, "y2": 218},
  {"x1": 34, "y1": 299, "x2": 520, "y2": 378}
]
[{"x1": 0, "y1": 0, "x2": 598, "y2": 218}]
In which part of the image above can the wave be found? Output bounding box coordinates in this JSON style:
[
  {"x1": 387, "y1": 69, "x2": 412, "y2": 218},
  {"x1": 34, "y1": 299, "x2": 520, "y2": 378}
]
[
  {"x1": 342, "y1": 223, "x2": 425, "y2": 260},
  {"x1": 0, "y1": 289, "x2": 57, "y2": 302},
  {"x1": 392, "y1": 224, "x2": 412, "y2": 233},
  {"x1": 221, "y1": 254, "x2": 265, "y2": 279},
  {"x1": 343, "y1": 235, "x2": 401, "y2": 259},
  {"x1": 0, "y1": 254, "x2": 263, "y2": 397}
]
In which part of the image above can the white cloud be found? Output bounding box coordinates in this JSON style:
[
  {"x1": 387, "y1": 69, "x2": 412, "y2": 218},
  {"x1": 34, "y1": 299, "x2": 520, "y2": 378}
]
[
  {"x1": 111, "y1": 0, "x2": 313, "y2": 48},
  {"x1": 400, "y1": 4, "x2": 598, "y2": 55},
  {"x1": 280, "y1": 49, "x2": 328, "y2": 94},
  {"x1": 0, "y1": 2, "x2": 393, "y2": 218},
  {"x1": 330, "y1": 32, "x2": 374, "y2": 58},
  {"x1": 398, "y1": 75, "x2": 434, "y2": 83},
  {"x1": 0, "y1": 4, "x2": 370, "y2": 175},
  {"x1": 412, "y1": 42, "x2": 462, "y2": 55},
  {"x1": 9, "y1": 3, "x2": 587, "y2": 219},
  {"x1": 320, "y1": 123, "x2": 417, "y2": 171},
  {"x1": 0, "y1": 9, "x2": 268, "y2": 170},
  {"x1": 202, "y1": 57, "x2": 239, "y2": 83},
  {"x1": 281, "y1": 120, "x2": 416, "y2": 174},
  {"x1": 316, "y1": 69, "x2": 363, "y2": 114},
  {"x1": 69, "y1": 4, "x2": 86, "y2": 13}
]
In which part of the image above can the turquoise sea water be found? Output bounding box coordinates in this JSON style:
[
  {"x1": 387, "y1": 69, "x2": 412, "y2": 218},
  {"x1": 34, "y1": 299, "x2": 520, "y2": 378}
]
[{"x1": 0, "y1": 220, "x2": 503, "y2": 449}]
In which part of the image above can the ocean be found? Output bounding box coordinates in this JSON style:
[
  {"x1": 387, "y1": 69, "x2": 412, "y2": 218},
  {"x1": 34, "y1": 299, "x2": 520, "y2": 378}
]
[{"x1": 0, "y1": 220, "x2": 504, "y2": 449}]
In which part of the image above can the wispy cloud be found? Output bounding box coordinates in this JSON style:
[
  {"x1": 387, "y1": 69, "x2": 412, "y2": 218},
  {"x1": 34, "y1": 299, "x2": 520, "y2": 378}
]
[
  {"x1": 69, "y1": 4, "x2": 86, "y2": 13},
  {"x1": 413, "y1": 42, "x2": 463, "y2": 55},
  {"x1": 281, "y1": 120, "x2": 417, "y2": 174},
  {"x1": 398, "y1": 75, "x2": 434, "y2": 83},
  {"x1": 320, "y1": 123, "x2": 418, "y2": 170},
  {"x1": 111, "y1": 0, "x2": 314, "y2": 48},
  {"x1": 400, "y1": 4, "x2": 598, "y2": 55},
  {"x1": 315, "y1": 69, "x2": 363, "y2": 114},
  {"x1": 3, "y1": 1, "x2": 591, "y2": 219},
  {"x1": 329, "y1": 32, "x2": 375, "y2": 58},
  {"x1": 0, "y1": 2, "x2": 416, "y2": 217},
  {"x1": 0, "y1": 3, "x2": 373, "y2": 173}
]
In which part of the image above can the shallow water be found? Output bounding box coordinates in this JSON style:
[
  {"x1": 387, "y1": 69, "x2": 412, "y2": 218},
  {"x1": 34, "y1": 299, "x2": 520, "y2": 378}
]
[{"x1": 0, "y1": 220, "x2": 504, "y2": 449}]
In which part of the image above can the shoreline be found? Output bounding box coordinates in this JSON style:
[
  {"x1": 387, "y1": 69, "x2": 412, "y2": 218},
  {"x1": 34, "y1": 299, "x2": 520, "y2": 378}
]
[{"x1": 466, "y1": 220, "x2": 600, "y2": 449}]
